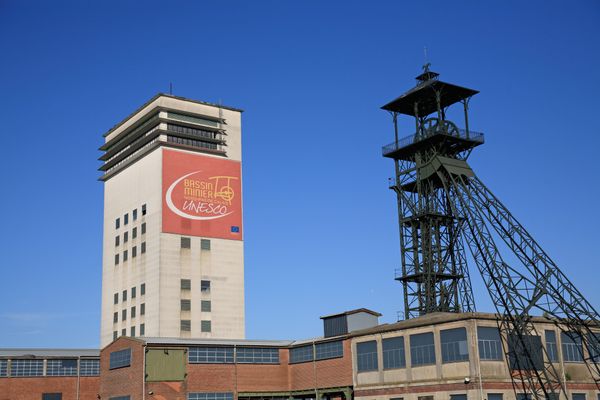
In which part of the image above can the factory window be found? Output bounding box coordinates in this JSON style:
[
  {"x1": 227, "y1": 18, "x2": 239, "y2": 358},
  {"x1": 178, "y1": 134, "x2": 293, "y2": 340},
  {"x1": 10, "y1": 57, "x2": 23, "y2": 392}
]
[
  {"x1": 315, "y1": 340, "x2": 343, "y2": 360},
  {"x1": 11, "y1": 359, "x2": 44, "y2": 376},
  {"x1": 450, "y1": 395, "x2": 467, "y2": 400},
  {"x1": 131, "y1": 287, "x2": 136, "y2": 299},
  {"x1": 115, "y1": 218, "x2": 120, "y2": 229},
  {"x1": 123, "y1": 250, "x2": 128, "y2": 262},
  {"x1": 122, "y1": 290, "x2": 127, "y2": 302},
  {"x1": 42, "y1": 394, "x2": 62, "y2": 400},
  {"x1": 124, "y1": 213, "x2": 129, "y2": 225},
  {"x1": 131, "y1": 306, "x2": 136, "y2": 318},
  {"x1": 46, "y1": 359, "x2": 78, "y2": 376},
  {"x1": 132, "y1": 246, "x2": 137, "y2": 258},
  {"x1": 109, "y1": 348, "x2": 131, "y2": 369},
  {"x1": 188, "y1": 393, "x2": 233, "y2": 400},
  {"x1": 115, "y1": 236, "x2": 120, "y2": 246},
  {"x1": 124, "y1": 231, "x2": 128, "y2": 243},
  {"x1": 572, "y1": 394, "x2": 586, "y2": 400},
  {"x1": 181, "y1": 279, "x2": 191, "y2": 290},
  {"x1": 181, "y1": 320, "x2": 191, "y2": 331},
  {"x1": 110, "y1": 396, "x2": 131, "y2": 400},
  {"x1": 121, "y1": 328, "x2": 126, "y2": 336},
  {"x1": 289, "y1": 344, "x2": 313, "y2": 364},
  {"x1": 141, "y1": 283, "x2": 146, "y2": 295},
  {"x1": 441, "y1": 327, "x2": 469, "y2": 363},
  {"x1": 478, "y1": 327, "x2": 503, "y2": 360},
  {"x1": 201, "y1": 300, "x2": 212, "y2": 312},
  {"x1": 356, "y1": 340, "x2": 378, "y2": 372},
  {"x1": 417, "y1": 396, "x2": 433, "y2": 400},
  {"x1": 561, "y1": 332, "x2": 583, "y2": 362},
  {"x1": 547, "y1": 394, "x2": 559, "y2": 400},
  {"x1": 113, "y1": 312, "x2": 118, "y2": 323},
  {"x1": 141, "y1": 222, "x2": 146, "y2": 234},
  {"x1": 113, "y1": 331, "x2": 118, "y2": 341},
  {"x1": 141, "y1": 242, "x2": 146, "y2": 254},
  {"x1": 383, "y1": 336, "x2": 405, "y2": 369},
  {"x1": 114, "y1": 293, "x2": 118, "y2": 304},
  {"x1": 201, "y1": 280, "x2": 211, "y2": 292},
  {"x1": 130, "y1": 326, "x2": 136, "y2": 337},
  {"x1": 517, "y1": 395, "x2": 532, "y2": 400},
  {"x1": 545, "y1": 330, "x2": 559, "y2": 362},
  {"x1": 410, "y1": 332, "x2": 436, "y2": 366},
  {"x1": 115, "y1": 254, "x2": 119, "y2": 265},
  {"x1": 140, "y1": 323, "x2": 145, "y2": 336},
  {"x1": 181, "y1": 299, "x2": 191, "y2": 311},
  {"x1": 133, "y1": 209, "x2": 138, "y2": 221},
  {"x1": 122, "y1": 309, "x2": 127, "y2": 321},
  {"x1": 586, "y1": 332, "x2": 600, "y2": 362},
  {"x1": 0, "y1": 360, "x2": 7, "y2": 377},
  {"x1": 79, "y1": 359, "x2": 100, "y2": 376},
  {"x1": 132, "y1": 227, "x2": 137, "y2": 239},
  {"x1": 487, "y1": 394, "x2": 503, "y2": 400},
  {"x1": 142, "y1": 204, "x2": 147, "y2": 215},
  {"x1": 167, "y1": 123, "x2": 220, "y2": 139},
  {"x1": 201, "y1": 239, "x2": 211, "y2": 250},
  {"x1": 189, "y1": 347, "x2": 234, "y2": 364},
  {"x1": 141, "y1": 303, "x2": 145, "y2": 315},
  {"x1": 181, "y1": 237, "x2": 191, "y2": 249},
  {"x1": 201, "y1": 320, "x2": 212, "y2": 333},
  {"x1": 236, "y1": 347, "x2": 279, "y2": 364}
]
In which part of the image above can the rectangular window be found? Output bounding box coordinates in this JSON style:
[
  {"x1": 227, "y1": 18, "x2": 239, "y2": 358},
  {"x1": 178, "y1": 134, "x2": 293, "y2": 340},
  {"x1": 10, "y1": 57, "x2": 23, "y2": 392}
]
[
  {"x1": 181, "y1": 299, "x2": 191, "y2": 311},
  {"x1": 110, "y1": 396, "x2": 131, "y2": 400},
  {"x1": 109, "y1": 348, "x2": 131, "y2": 369},
  {"x1": 201, "y1": 320, "x2": 212, "y2": 332},
  {"x1": 450, "y1": 395, "x2": 467, "y2": 400},
  {"x1": 0, "y1": 360, "x2": 7, "y2": 377},
  {"x1": 122, "y1": 290, "x2": 127, "y2": 302},
  {"x1": 79, "y1": 359, "x2": 100, "y2": 376},
  {"x1": 141, "y1": 283, "x2": 146, "y2": 295},
  {"x1": 181, "y1": 237, "x2": 191, "y2": 248},
  {"x1": 141, "y1": 303, "x2": 145, "y2": 315},
  {"x1": 115, "y1": 218, "x2": 120, "y2": 229},
  {"x1": 115, "y1": 254, "x2": 119, "y2": 265},
  {"x1": 201, "y1": 239, "x2": 211, "y2": 250},
  {"x1": 122, "y1": 309, "x2": 127, "y2": 321},
  {"x1": 42, "y1": 394, "x2": 62, "y2": 400},
  {"x1": 315, "y1": 340, "x2": 343, "y2": 360},
  {"x1": 142, "y1": 204, "x2": 147, "y2": 215},
  {"x1": 124, "y1": 231, "x2": 128, "y2": 243},
  {"x1": 562, "y1": 332, "x2": 583, "y2": 362},
  {"x1": 124, "y1": 213, "x2": 129, "y2": 225},
  {"x1": 357, "y1": 340, "x2": 378, "y2": 372},
  {"x1": 586, "y1": 332, "x2": 600, "y2": 363},
  {"x1": 133, "y1": 209, "x2": 138, "y2": 221},
  {"x1": 441, "y1": 327, "x2": 469, "y2": 363},
  {"x1": 201, "y1": 280, "x2": 211, "y2": 292},
  {"x1": 131, "y1": 326, "x2": 136, "y2": 337},
  {"x1": 46, "y1": 359, "x2": 78, "y2": 376},
  {"x1": 141, "y1": 242, "x2": 146, "y2": 254},
  {"x1": 478, "y1": 326, "x2": 503, "y2": 360},
  {"x1": 383, "y1": 336, "x2": 406, "y2": 369},
  {"x1": 201, "y1": 300, "x2": 212, "y2": 312},
  {"x1": 114, "y1": 293, "x2": 118, "y2": 304},
  {"x1": 113, "y1": 331, "x2": 118, "y2": 341},
  {"x1": 410, "y1": 332, "x2": 436, "y2": 366},
  {"x1": 236, "y1": 347, "x2": 279, "y2": 364},
  {"x1": 131, "y1": 306, "x2": 136, "y2": 318},
  {"x1": 488, "y1": 394, "x2": 503, "y2": 400},
  {"x1": 132, "y1": 227, "x2": 137, "y2": 239},
  {"x1": 517, "y1": 395, "x2": 532, "y2": 400},
  {"x1": 289, "y1": 345, "x2": 313, "y2": 364},
  {"x1": 181, "y1": 279, "x2": 191, "y2": 290},
  {"x1": 121, "y1": 328, "x2": 126, "y2": 336},
  {"x1": 123, "y1": 250, "x2": 128, "y2": 261},
  {"x1": 113, "y1": 312, "x2": 118, "y2": 323},
  {"x1": 189, "y1": 347, "x2": 234, "y2": 363},
  {"x1": 132, "y1": 246, "x2": 137, "y2": 258},
  {"x1": 140, "y1": 323, "x2": 145, "y2": 336},
  {"x1": 131, "y1": 287, "x2": 136, "y2": 299},
  {"x1": 573, "y1": 394, "x2": 586, "y2": 400},
  {"x1": 188, "y1": 393, "x2": 233, "y2": 400},
  {"x1": 115, "y1": 236, "x2": 120, "y2": 246},
  {"x1": 11, "y1": 359, "x2": 44, "y2": 376},
  {"x1": 545, "y1": 330, "x2": 559, "y2": 362},
  {"x1": 181, "y1": 320, "x2": 191, "y2": 331},
  {"x1": 141, "y1": 222, "x2": 146, "y2": 234}
]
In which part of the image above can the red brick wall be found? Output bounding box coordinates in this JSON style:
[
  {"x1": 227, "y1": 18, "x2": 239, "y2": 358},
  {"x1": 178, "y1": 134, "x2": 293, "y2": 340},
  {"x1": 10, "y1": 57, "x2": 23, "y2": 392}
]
[
  {"x1": 100, "y1": 337, "x2": 145, "y2": 400},
  {"x1": 289, "y1": 340, "x2": 353, "y2": 391},
  {"x1": 0, "y1": 376, "x2": 99, "y2": 400}
]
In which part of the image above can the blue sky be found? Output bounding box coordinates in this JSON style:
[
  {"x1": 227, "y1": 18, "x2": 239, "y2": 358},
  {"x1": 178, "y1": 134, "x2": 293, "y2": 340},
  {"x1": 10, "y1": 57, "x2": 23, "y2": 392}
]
[{"x1": 0, "y1": 1, "x2": 599, "y2": 348}]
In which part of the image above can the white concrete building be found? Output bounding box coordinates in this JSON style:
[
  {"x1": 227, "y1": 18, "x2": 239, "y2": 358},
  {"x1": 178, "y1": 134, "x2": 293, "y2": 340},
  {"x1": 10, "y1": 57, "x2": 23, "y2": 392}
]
[{"x1": 99, "y1": 94, "x2": 245, "y2": 346}]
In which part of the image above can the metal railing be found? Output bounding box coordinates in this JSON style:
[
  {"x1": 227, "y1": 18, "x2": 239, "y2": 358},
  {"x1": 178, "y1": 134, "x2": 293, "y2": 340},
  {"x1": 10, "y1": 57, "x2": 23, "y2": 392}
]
[{"x1": 382, "y1": 128, "x2": 484, "y2": 156}]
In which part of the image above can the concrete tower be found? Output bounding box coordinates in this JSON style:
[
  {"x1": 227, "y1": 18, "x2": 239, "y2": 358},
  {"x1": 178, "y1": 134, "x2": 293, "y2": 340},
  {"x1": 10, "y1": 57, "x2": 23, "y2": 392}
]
[{"x1": 99, "y1": 94, "x2": 245, "y2": 346}]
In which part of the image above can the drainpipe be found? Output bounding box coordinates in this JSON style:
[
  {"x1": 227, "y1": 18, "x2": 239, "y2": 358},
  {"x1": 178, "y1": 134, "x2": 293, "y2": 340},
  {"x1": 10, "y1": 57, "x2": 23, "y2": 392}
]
[
  {"x1": 77, "y1": 356, "x2": 81, "y2": 400},
  {"x1": 473, "y1": 322, "x2": 484, "y2": 400},
  {"x1": 143, "y1": 344, "x2": 147, "y2": 400}
]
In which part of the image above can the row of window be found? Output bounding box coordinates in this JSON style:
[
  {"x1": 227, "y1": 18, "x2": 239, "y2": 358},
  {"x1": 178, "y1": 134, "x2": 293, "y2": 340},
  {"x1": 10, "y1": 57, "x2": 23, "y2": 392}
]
[
  {"x1": 115, "y1": 223, "x2": 146, "y2": 246},
  {"x1": 180, "y1": 279, "x2": 212, "y2": 292},
  {"x1": 113, "y1": 304, "x2": 145, "y2": 323},
  {"x1": 114, "y1": 284, "x2": 146, "y2": 304},
  {"x1": 0, "y1": 358, "x2": 99, "y2": 377},
  {"x1": 181, "y1": 320, "x2": 212, "y2": 333},
  {"x1": 167, "y1": 123, "x2": 223, "y2": 142},
  {"x1": 188, "y1": 347, "x2": 279, "y2": 364},
  {"x1": 181, "y1": 300, "x2": 212, "y2": 312},
  {"x1": 289, "y1": 340, "x2": 344, "y2": 364},
  {"x1": 167, "y1": 135, "x2": 221, "y2": 152},
  {"x1": 112, "y1": 324, "x2": 145, "y2": 341},
  {"x1": 181, "y1": 237, "x2": 211, "y2": 250},
  {"x1": 115, "y1": 204, "x2": 146, "y2": 229},
  {"x1": 115, "y1": 242, "x2": 146, "y2": 264}
]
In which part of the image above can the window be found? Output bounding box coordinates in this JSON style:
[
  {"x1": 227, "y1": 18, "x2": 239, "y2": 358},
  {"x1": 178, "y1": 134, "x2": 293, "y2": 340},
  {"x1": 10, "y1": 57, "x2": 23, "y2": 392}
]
[
  {"x1": 110, "y1": 396, "x2": 131, "y2": 400},
  {"x1": 189, "y1": 347, "x2": 234, "y2": 363},
  {"x1": 201, "y1": 320, "x2": 211, "y2": 332},
  {"x1": 46, "y1": 359, "x2": 78, "y2": 376},
  {"x1": 140, "y1": 323, "x2": 145, "y2": 336},
  {"x1": 124, "y1": 213, "x2": 129, "y2": 225},
  {"x1": 573, "y1": 394, "x2": 586, "y2": 400},
  {"x1": 357, "y1": 340, "x2": 378, "y2": 372},
  {"x1": 132, "y1": 246, "x2": 137, "y2": 258},
  {"x1": 141, "y1": 222, "x2": 146, "y2": 234},
  {"x1": 545, "y1": 330, "x2": 559, "y2": 362},
  {"x1": 441, "y1": 327, "x2": 469, "y2": 363},
  {"x1": 115, "y1": 254, "x2": 119, "y2": 265},
  {"x1": 181, "y1": 237, "x2": 191, "y2": 248},
  {"x1": 561, "y1": 332, "x2": 583, "y2": 362},
  {"x1": 0, "y1": 360, "x2": 7, "y2": 377},
  {"x1": 132, "y1": 227, "x2": 137, "y2": 239},
  {"x1": 113, "y1": 331, "x2": 118, "y2": 341},
  {"x1": 181, "y1": 320, "x2": 191, "y2": 331},
  {"x1": 315, "y1": 340, "x2": 343, "y2": 360},
  {"x1": 201, "y1": 300, "x2": 211, "y2": 312},
  {"x1": 418, "y1": 396, "x2": 434, "y2": 400},
  {"x1": 201, "y1": 239, "x2": 211, "y2": 250},
  {"x1": 410, "y1": 332, "x2": 436, "y2": 366},
  {"x1": 123, "y1": 250, "x2": 128, "y2": 261},
  {"x1": 383, "y1": 336, "x2": 405, "y2": 369},
  {"x1": 289, "y1": 345, "x2": 313, "y2": 364},
  {"x1": 115, "y1": 236, "x2": 120, "y2": 246},
  {"x1": 181, "y1": 279, "x2": 191, "y2": 290},
  {"x1": 181, "y1": 299, "x2": 191, "y2": 311},
  {"x1": 142, "y1": 204, "x2": 147, "y2": 215},
  {"x1": 131, "y1": 326, "x2": 136, "y2": 337},
  {"x1": 509, "y1": 333, "x2": 542, "y2": 370},
  {"x1": 131, "y1": 287, "x2": 136, "y2": 299},
  {"x1": 141, "y1": 303, "x2": 145, "y2": 315},
  {"x1": 79, "y1": 359, "x2": 100, "y2": 376},
  {"x1": 121, "y1": 328, "x2": 126, "y2": 336},
  {"x1": 188, "y1": 393, "x2": 233, "y2": 400},
  {"x1": 122, "y1": 309, "x2": 127, "y2": 321},
  {"x1": 141, "y1": 242, "x2": 146, "y2": 254},
  {"x1": 201, "y1": 280, "x2": 211, "y2": 292},
  {"x1": 109, "y1": 348, "x2": 131, "y2": 369},
  {"x1": 488, "y1": 394, "x2": 503, "y2": 400},
  {"x1": 124, "y1": 231, "x2": 128, "y2": 243},
  {"x1": 115, "y1": 218, "x2": 120, "y2": 229},
  {"x1": 517, "y1": 395, "x2": 532, "y2": 400},
  {"x1": 133, "y1": 209, "x2": 138, "y2": 221},
  {"x1": 113, "y1": 312, "x2": 118, "y2": 323},
  {"x1": 11, "y1": 359, "x2": 44, "y2": 376},
  {"x1": 450, "y1": 395, "x2": 467, "y2": 400},
  {"x1": 478, "y1": 327, "x2": 503, "y2": 360},
  {"x1": 131, "y1": 306, "x2": 136, "y2": 318},
  {"x1": 114, "y1": 293, "x2": 118, "y2": 304},
  {"x1": 141, "y1": 283, "x2": 146, "y2": 295},
  {"x1": 122, "y1": 290, "x2": 127, "y2": 302},
  {"x1": 236, "y1": 347, "x2": 279, "y2": 364},
  {"x1": 42, "y1": 394, "x2": 62, "y2": 400},
  {"x1": 586, "y1": 332, "x2": 600, "y2": 363}
]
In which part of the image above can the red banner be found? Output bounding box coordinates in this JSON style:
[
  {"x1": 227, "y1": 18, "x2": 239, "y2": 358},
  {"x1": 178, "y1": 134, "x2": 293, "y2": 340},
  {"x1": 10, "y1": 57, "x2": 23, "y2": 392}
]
[{"x1": 162, "y1": 149, "x2": 242, "y2": 240}]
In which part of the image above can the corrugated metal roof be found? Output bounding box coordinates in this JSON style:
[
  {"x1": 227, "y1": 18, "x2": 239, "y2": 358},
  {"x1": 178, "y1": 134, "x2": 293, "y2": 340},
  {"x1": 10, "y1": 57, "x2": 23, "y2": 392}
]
[{"x1": 0, "y1": 349, "x2": 99, "y2": 357}]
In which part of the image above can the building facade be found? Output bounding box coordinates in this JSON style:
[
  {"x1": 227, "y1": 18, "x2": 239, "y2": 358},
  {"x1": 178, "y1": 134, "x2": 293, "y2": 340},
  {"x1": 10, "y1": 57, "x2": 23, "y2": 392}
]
[{"x1": 99, "y1": 94, "x2": 245, "y2": 346}]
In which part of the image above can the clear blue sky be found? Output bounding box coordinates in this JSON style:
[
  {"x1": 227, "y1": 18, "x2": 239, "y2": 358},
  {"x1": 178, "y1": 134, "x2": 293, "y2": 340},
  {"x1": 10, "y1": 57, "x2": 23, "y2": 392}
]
[{"x1": 1, "y1": 1, "x2": 599, "y2": 348}]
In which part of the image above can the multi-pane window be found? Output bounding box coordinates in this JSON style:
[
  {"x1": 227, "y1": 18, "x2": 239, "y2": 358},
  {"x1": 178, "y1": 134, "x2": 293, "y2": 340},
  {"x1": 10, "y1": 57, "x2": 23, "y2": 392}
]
[
  {"x1": 110, "y1": 396, "x2": 130, "y2": 400},
  {"x1": 124, "y1": 231, "x2": 128, "y2": 243},
  {"x1": 201, "y1": 239, "x2": 211, "y2": 250},
  {"x1": 46, "y1": 359, "x2": 78, "y2": 376},
  {"x1": 181, "y1": 299, "x2": 191, "y2": 311},
  {"x1": 181, "y1": 237, "x2": 191, "y2": 249},
  {"x1": 115, "y1": 254, "x2": 119, "y2": 265},
  {"x1": 201, "y1": 320, "x2": 212, "y2": 332},
  {"x1": 130, "y1": 326, "x2": 136, "y2": 337},
  {"x1": 141, "y1": 242, "x2": 146, "y2": 254},
  {"x1": 0, "y1": 360, "x2": 7, "y2": 377},
  {"x1": 357, "y1": 340, "x2": 378, "y2": 372},
  {"x1": 586, "y1": 332, "x2": 600, "y2": 363},
  {"x1": 517, "y1": 394, "x2": 532, "y2": 400},
  {"x1": 11, "y1": 359, "x2": 44, "y2": 376},
  {"x1": 131, "y1": 306, "x2": 136, "y2": 318},
  {"x1": 201, "y1": 300, "x2": 211, "y2": 312},
  {"x1": 181, "y1": 320, "x2": 191, "y2": 331},
  {"x1": 113, "y1": 331, "x2": 118, "y2": 341},
  {"x1": 410, "y1": 332, "x2": 436, "y2": 366},
  {"x1": 114, "y1": 293, "x2": 118, "y2": 304},
  {"x1": 508, "y1": 333, "x2": 542, "y2": 371},
  {"x1": 122, "y1": 290, "x2": 127, "y2": 302},
  {"x1": 115, "y1": 236, "x2": 120, "y2": 246},
  {"x1": 132, "y1": 246, "x2": 137, "y2": 258},
  {"x1": 42, "y1": 394, "x2": 62, "y2": 400},
  {"x1": 562, "y1": 332, "x2": 583, "y2": 362},
  {"x1": 545, "y1": 330, "x2": 559, "y2": 362},
  {"x1": 132, "y1": 227, "x2": 137, "y2": 239},
  {"x1": 141, "y1": 223, "x2": 146, "y2": 234},
  {"x1": 478, "y1": 327, "x2": 503, "y2": 360},
  {"x1": 188, "y1": 393, "x2": 233, "y2": 400},
  {"x1": 123, "y1": 250, "x2": 128, "y2": 261},
  {"x1": 450, "y1": 395, "x2": 467, "y2": 400},
  {"x1": 189, "y1": 347, "x2": 234, "y2": 364},
  {"x1": 121, "y1": 328, "x2": 126, "y2": 336},
  {"x1": 131, "y1": 287, "x2": 136, "y2": 299},
  {"x1": 181, "y1": 279, "x2": 191, "y2": 290},
  {"x1": 140, "y1": 303, "x2": 145, "y2": 315},
  {"x1": 383, "y1": 336, "x2": 405, "y2": 369},
  {"x1": 115, "y1": 218, "x2": 120, "y2": 229},
  {"x1": 236, "y1": 347, "x2": 279, "y2": 364},
  {"x1": 140, "y1": 323, "x2": 145, "y2": 336},
  {"x1": 573, "y1": 394, "x2": 586, "y2": 400},
  {"x1": 142, "y1": 204, "x2": 147, "y2": 216},
  {"x1": 79, "y1": 359, "x2": 100, "y2": 376},
  {"x1": 289, "y1": 345, "x2": 313, "y2": 364},
  {"x1": 315, "y1": 340, "x2": 343, "y2": 360},
  {"x1": 201, "y1": 280, "x2": 211, "y2": 292},
  {"x1": 133, "y1": 209, "x2": 138, "y2": 221},
  {"x1": 441, "y1": 327, "x2": 469, "y2": 363},
  {"x1": 113, "y1": 312, "x2": 118, "y2": 323},
  {"x1": 109, "y1": 348, "x2": 131, "y2": 369},
  {"x1": 141, "y1": 283, "x2": 146, "y2": 295},
  {"x1": 122, "y1": 309, "x2": 127, "y2": 321},
  {"x1": 488, "y1": 394, "x2": 503, "y2": 400},
  {"x1": 124, "y1": 213, "x2": 129, "y2": 225}
]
